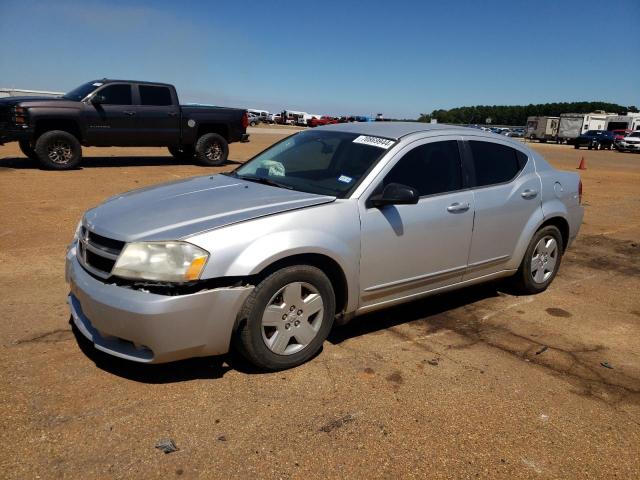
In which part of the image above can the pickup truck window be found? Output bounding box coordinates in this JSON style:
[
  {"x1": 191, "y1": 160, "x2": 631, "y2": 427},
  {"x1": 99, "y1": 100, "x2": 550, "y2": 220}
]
[
  {"x1": 233, "y1": 130, "x2": 393, "y2": 198},
  {"x1": 139, "y1": 85, "x2": 172, "y2": 106},
  {"x1": 99, "y1": 84, "x2": 132, "y2": 105}
]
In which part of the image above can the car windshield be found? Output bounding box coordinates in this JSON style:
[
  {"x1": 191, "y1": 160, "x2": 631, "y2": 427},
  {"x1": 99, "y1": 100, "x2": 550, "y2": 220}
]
[
  {"x1": 62, "y1": 81, "x2": 102, "y2": 101},
  {"x1": 230, "y1": 130, "x2": 395, "y2": 198}
]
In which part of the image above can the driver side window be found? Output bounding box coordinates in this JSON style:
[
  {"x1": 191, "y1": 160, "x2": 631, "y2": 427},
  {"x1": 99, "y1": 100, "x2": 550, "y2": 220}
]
[
  {"x1": 383, "y1": 140, "x2": 463, "y2": 196},
  {"x1": 97, "y1": 84, "x2": 132, "y2": 105}
]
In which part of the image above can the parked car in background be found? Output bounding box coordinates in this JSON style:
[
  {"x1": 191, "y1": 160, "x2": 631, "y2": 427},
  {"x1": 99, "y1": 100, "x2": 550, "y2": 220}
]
[
  {"x1": 66, "y1": 123, "x2": 583, "y2": 370},
  {"x1": 574, "y1": 130, "x2": 616, "y2": 150},
  {"x1": 0, "y1": 79, "x2": 249, "y2": 169},
  {"x1": 248, "y1": 109, "x2": 269, "y2": 123},
  {"x1": 248, "y1": 113, "x2": 261, "y2": 126},
  {"x1": 267, "y1": 113, "x2": 281, "y2": 124},
  {"x1": 611, "y1": 129, "x2": 631, "y2": 141},
  {"x1": 615, "y1": 131, "x2": 640, "y2": 152},
  {"x1": 308, "y1": 116, "x2": 338, "y2": 128}
]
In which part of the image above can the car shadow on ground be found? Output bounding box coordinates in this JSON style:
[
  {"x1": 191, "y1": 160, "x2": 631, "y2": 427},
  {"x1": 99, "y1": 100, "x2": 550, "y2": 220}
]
[
  {"x1": 328, "y1": 281, "x2": 505, "y2": 344},
  {"x1": 0, "y1": 156, "x2": 242, "y2": 169},
  {"x1": 72, "y1": 282, "x2": 507, "y2": 383}
]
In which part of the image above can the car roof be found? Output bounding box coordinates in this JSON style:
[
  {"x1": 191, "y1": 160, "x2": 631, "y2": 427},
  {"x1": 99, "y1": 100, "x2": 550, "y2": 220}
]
[
  {"x1": 95, "y1": 79, "x2": 174, "y2": 88},
  {"x1": 319, "y1": 121, "x2": 509, "y2": 141}
]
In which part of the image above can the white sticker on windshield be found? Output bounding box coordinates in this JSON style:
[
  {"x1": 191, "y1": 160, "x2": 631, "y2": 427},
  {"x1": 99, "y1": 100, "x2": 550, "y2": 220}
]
[
  {"x1": 338, "y1": 175, "x2": 352, "y2": 184},
  {"x1": 92, "y1": 82, "x2": 104, "y2": 87},
  {"x1": 353, "y1": 135, "x2": 394, "y2": 149}
]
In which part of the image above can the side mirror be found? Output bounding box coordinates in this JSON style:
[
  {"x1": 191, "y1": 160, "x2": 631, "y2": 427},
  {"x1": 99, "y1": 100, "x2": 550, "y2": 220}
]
[
  {"x1": 91, "y1": 94, "x2": 106, "y2": 105},
  {"x1": 369, "y1": 183, "x2": 419, "y2": 208}
]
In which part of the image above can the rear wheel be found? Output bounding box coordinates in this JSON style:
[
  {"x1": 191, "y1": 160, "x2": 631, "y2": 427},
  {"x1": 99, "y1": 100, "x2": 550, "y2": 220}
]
[
  {"x1": 34, "y1": 130, "x2": 82, "y2": 170},
  {"x1": 235, "y1": 265, "x2": 335, "y2": 371},
  {"x1": 168, "y1": 145, "x2": 194, "y2": 160},
  {"x1": 194, "y1": 133, "x2": 229, "y2": 166},
  {"x1": 510, "y1": 225, "x2": 563, "y2": 294}
]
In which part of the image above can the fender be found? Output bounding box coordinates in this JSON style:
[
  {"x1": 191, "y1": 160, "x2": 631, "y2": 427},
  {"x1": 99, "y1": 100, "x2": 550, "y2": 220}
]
[{"x1": 226, "y1": 229, "x2": 360, "y2": 313}]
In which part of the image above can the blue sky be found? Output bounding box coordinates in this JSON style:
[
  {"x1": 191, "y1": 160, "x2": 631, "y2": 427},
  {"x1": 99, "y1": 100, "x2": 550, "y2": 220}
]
[{"x1": 1, "y1": 0, "x2": 638, "y2": 118}]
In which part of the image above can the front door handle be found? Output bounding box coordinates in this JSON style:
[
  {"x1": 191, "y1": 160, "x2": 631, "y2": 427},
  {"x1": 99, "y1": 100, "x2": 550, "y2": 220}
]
[
  {"x1": 168, "y1": 111, "x2": 178, "y2": 117},
  {"x1": 521, "y1": 189, "x2": 538, "y2": 199},
  {"x1": 123, "y1": 111, "x2": 136, "y2": 116},
  {"x1": 447, "y1": 202, "x2": 470, "y2": 213}
]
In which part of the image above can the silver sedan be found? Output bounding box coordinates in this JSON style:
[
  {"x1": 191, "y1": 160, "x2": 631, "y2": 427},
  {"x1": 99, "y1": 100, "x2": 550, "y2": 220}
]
[{"x1": 66, "y1": 122, "x2": 583, "y2": 370}]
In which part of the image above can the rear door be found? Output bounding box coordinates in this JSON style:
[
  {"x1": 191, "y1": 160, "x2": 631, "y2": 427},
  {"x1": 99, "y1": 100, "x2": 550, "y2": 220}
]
[
  {"x1": 358, "y1": 137, "x2": 475, "y2": 309},
  {"x1": 132, "y1": 84, "x2": 180, "y2": 146},
  {"x1": 462, "y1": 137, "x2": 541, "y2": 280},
  {"x1": 82, "y1": 83, "x2": 136, "y2": 146}
]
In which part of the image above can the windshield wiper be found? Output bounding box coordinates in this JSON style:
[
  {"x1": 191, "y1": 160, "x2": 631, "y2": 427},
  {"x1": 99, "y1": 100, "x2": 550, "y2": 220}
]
[{"x1": 235, "y1": 174, "x2": 294, "y2": 190}]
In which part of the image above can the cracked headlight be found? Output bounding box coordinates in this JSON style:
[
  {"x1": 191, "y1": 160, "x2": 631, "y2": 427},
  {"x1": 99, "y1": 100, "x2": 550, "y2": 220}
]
[{"x1": 112, "y1": 241, "x2": 209, "y2": 283}]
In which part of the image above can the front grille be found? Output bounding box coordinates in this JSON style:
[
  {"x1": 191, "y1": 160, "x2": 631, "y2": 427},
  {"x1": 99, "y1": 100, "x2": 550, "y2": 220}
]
[{"x1": 77, "y1": 227, "x2": 125, "y2": 279}]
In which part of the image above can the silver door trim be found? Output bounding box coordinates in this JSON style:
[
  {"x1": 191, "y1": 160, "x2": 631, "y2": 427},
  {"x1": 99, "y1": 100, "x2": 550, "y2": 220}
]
[{"x1": 466, "y1": 254, "x2": 510, "y2": 272}]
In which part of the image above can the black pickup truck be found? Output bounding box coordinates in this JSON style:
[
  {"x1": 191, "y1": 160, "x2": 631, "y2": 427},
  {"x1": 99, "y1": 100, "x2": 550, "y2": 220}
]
[{"x1": 0, "y1": 79, "x2": 249, "y2": 169}]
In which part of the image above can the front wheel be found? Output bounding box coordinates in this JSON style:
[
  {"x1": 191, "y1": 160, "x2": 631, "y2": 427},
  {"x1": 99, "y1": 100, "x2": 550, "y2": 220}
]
[
  {"x1": 34, "y1": 130, "x2": 82, "y2": 170},
  {"x1": 235, "y1": 265, "x2": 336, "y2": 371},
  {"x1": 510, "y1": 225, "x2": 563, "y2": 294},
  {"x1": 194, "y1": 133, "x2": 229, "y2": 166}
]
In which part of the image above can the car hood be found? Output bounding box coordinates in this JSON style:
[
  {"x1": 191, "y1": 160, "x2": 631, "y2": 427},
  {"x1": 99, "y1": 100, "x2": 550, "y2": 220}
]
[
  {"x1": 0, "y1": 96, "x2": 66, "y2": 106},
  {"x1": 83, "y1": 174, "x2": 336, "y2": 242}
]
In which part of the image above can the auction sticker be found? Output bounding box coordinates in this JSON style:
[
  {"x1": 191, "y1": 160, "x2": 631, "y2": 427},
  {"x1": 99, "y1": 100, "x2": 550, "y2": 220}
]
[{"x1": 353, "y1": 135, "x2": 395, "y2": 149}]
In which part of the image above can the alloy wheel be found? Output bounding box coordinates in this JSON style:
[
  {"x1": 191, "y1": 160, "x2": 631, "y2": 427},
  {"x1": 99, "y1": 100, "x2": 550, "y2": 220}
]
[
  {"x1": 531, "y1": 235, "x2": 558, "y2": 284},
  {"x1": 261, "y1": 282, "x2": 324, "y2": 355},
  {"x1": 47, "y1": 141, "x2": 72, "y2": 164}
]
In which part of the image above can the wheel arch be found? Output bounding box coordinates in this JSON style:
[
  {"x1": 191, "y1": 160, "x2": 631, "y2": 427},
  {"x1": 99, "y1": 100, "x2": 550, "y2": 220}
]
[
  {"x1": 33, "y1": 119, "x2": 82, "y2": 142},
  {"x1": 538, "y1": 216, "x2": 570, "y2": 252},
  {"x1": 197, "y1": 123, "x2": 229, "y2": 141},
  {"x1": 252, "y1": 253, "x2": 349, "y2": 317}
]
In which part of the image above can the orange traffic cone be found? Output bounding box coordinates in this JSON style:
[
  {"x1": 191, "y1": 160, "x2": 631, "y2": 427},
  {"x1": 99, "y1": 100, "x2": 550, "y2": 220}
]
[{"x1": 577, "y1": 157, "x2": 586, "y2": 170}]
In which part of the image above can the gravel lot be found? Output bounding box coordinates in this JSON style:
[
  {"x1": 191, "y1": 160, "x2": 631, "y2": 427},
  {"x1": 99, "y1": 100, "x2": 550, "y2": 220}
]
[{"x1": 1, "y1": 128, "x2": 639, "y2": 479}]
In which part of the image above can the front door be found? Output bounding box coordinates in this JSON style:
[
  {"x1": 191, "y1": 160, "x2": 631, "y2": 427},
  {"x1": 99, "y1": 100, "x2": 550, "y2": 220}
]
[
  {"x1": 358, "y1": 137, "x2": 475, "y2": 310},
  {"x1": 82, "y1": 83, "x2": 136, "y2": 146}
]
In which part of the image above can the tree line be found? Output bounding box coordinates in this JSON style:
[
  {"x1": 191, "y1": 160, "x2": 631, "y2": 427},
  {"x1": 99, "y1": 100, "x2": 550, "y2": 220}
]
[{"x1": 417, "y1": 102, "x2": 639, "y2": 126}]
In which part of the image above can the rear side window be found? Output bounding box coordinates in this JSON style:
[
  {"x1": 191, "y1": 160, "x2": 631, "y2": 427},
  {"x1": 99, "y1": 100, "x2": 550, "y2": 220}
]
[
  {"x1": 469, "y1": 141, "x2": 525, "y2": 187},
  {"x1": 99, "y1": 84, "x2": 132, "y2": 105},
  {"x1": 384, "y1": 140, "x2": 463, "y2": 196},
  {"x1": 139, "y1": 85, "x2": 172, "y2": 106}
]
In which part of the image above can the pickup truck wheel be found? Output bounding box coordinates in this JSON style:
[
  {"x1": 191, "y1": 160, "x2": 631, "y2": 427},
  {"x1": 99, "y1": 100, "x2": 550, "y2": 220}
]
[
  {"x1": 510, "y1": 225, "x2": 563, "y2": 294},
  {"x1": 235, "y1": 265, "x2": 335, "y2": 371},
  {"x1": 194, "y1": 133, "x2": 229, "y2": 166},
  {"x1": 34, "y1": 130, "x2": 81, "y2": 170},
  {"x1": 19, "y1": 140, "x2": 37, "y2": 159},
  {"x1": 168, "y1": 145, "x2": 194, "y2": 160}
]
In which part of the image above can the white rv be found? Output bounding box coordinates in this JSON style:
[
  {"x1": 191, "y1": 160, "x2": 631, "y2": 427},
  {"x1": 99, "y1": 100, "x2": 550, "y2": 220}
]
[
  {"x1": 525, "y1": 116, "x2": 559, "y2": 142},
  {"x1": 0, "y1": 88, "x2": 63, "y2": 98},
  {"x1": 557, "y1": 113, "x2": 585, "y2": 143},
  {"x1": 581, "y1": 111, "x2": 613, "y2": 133},
  {"x1": 605, "y1": 113, "x2": 640, "y2": 132}
]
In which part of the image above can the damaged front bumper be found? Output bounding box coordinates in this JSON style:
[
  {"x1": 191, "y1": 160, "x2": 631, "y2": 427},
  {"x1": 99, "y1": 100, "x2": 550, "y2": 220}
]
[{"x1": 65, "y1": 247, "x2": 254, "y2": 363}]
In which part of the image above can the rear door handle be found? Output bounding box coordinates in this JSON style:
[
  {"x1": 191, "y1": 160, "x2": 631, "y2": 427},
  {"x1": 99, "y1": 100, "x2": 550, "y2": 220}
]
[
  {"x1": 123, "y1": 111, "x2": 136, "y2": 116},
  {"x1": 447, "y1": 202, "x2": 470, "y2": 213},
  {"x1": 521, "y1": 189, "x2": 538, "y2": 199},
  {"x1": 168, "y1": 112, "x2": 178, "y2": 117}
]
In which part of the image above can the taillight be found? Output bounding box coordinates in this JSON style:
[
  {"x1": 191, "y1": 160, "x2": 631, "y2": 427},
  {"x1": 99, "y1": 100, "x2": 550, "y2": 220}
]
[
  {"x1": 578, "y1": 179, "x2": 583, "y2": 205},
  {"x1": 241, "y1": 111, "x2": 249, "y2": 129}
]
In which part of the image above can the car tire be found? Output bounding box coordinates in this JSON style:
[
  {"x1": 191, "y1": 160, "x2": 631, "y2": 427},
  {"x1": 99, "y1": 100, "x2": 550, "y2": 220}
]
[
  {"x1": 194, "y1": 133, "x2": 229, "y2": 166},
  {"x1": 168, "y1": 145, "x2": 195, "y2": 160},
  {"x1": 18, "y1": 139, "x2": 37, "y2": 159},
  {"x1": 34, "y1": 130, "x2": 82, "y2": 170},
  {"x1": 511, "y1": 225, "x2": 563, "y2": 295},
  {"x1": 235, "y1": 265, "x2": 336, "y2": 371}
]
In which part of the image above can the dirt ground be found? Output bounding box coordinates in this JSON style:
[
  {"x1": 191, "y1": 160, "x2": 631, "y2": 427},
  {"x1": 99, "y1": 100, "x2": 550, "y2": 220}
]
[{"x1": 1, "y1": 129, "x2": 639, "y2": 479}]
